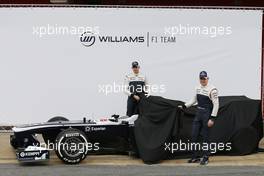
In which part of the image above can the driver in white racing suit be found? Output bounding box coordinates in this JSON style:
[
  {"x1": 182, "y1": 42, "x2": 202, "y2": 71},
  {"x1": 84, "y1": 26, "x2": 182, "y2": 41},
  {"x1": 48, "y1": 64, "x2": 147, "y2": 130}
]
[{"x1": 178, "y1": 71, "x2": 219, "y2": 165}]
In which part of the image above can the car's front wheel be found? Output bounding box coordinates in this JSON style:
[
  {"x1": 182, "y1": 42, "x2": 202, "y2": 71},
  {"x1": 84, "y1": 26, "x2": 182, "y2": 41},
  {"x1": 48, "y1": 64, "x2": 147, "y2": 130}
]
[{"x1": 55, "y1": 128, "x2": 89, "y2": 164}]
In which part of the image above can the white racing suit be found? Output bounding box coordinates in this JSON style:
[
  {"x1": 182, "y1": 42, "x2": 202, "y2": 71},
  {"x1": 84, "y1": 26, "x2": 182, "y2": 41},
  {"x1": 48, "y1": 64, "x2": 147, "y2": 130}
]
[
  {"x1": 185, "y1": 84, "x2": 219, "y2": 158},
  {"x1": 124, "y1": 72, "x2": 148, "y2": 117}
]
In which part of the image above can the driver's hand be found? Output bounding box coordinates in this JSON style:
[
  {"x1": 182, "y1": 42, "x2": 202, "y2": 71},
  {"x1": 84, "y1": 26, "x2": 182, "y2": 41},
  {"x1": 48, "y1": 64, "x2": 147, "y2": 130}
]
[
  {"x1": 207, "y1": 119, "x2": 214, "y2": 128},
  {"x1": 133, "y1": 95, "x2": 140, "y2": 101},
  {"x1": 178, "y1": 104, "x2": 186, "y2": 110},
  {"x1": 145, "y1": 92, "x2": 150, "y2": 98}
]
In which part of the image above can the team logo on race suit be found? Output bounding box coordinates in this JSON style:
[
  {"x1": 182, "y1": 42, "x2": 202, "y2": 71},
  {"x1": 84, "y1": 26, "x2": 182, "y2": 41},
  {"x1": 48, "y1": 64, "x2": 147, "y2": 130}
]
[{"x1": 80, "y1": 31, "x2": 96, "y2": 47}]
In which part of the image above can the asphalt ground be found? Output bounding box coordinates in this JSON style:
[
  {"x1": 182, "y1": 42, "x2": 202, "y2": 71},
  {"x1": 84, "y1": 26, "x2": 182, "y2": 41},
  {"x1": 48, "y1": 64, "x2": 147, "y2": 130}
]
[
  {"x1": 1, "y1": 133, "x2": 264, "y2": 175},
  {"x1": 1, "y1": 164, "x2": 264, "y2": 176}
]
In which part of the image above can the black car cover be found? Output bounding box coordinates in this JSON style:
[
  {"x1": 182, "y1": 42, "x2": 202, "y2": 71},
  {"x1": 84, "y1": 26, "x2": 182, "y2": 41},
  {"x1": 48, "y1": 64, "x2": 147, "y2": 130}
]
[{"x1": 134, "y1": 96, "x2": 263, "y2": 163}]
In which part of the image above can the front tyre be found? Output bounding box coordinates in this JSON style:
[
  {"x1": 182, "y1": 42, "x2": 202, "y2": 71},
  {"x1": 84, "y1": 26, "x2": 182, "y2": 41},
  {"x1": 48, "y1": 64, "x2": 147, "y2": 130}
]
[{"x1": 55, "y1": 128, "x2": 89, "y2": 164}]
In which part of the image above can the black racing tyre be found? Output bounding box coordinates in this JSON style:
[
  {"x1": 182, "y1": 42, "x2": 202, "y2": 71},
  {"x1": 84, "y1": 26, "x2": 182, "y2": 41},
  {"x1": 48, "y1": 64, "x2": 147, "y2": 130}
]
[
  {"x1": 10, "y1": 135, "x2": 18, "y2": 149},
  {"x1": 47, "y1": 116, "x2": 69, "y2": 122},
  {"x1": 55, "y1": 128, "x2": 89, "y2": 164},
  {"x1": 231, "y1": 127, "x2": 258, "y2": 155}
]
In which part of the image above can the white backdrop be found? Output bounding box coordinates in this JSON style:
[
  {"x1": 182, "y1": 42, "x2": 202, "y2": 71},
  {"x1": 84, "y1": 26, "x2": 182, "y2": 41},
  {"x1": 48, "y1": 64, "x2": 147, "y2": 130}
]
[{"x1": 0, "y1": 7, "x2": 262, "y2": 124}]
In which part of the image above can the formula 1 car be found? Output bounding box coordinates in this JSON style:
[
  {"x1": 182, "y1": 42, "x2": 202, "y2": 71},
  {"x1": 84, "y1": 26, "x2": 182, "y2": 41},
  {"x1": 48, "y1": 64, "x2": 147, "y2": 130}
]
[
  {"x1": 10, "y1": 96, "x2": 263, "y2": 164},
  {"x1": 10, "y1": 115, "x2": 138, "y2": 164}
]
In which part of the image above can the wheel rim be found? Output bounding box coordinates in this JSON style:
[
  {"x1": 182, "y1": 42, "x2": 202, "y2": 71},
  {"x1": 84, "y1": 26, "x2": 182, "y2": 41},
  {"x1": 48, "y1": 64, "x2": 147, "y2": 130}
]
[{"x1": 63, "y1": 137, "x2": 84, "y2": 157}]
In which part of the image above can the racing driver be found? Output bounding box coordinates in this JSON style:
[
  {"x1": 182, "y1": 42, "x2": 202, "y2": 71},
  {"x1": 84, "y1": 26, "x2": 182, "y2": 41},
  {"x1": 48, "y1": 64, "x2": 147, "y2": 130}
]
[
  {"x1": 178, "y1": 71, "x2": 219, "y2": 165},
  {"x1": 124, "y1": 61, "x2": 149, "y2": 117}
]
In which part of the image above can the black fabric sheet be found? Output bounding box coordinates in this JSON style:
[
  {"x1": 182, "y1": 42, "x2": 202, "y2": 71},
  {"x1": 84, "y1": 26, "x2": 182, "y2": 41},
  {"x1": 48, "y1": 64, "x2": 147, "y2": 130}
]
[{"x1": 134, "y1": 96, "x2": 263, "y2": 163}]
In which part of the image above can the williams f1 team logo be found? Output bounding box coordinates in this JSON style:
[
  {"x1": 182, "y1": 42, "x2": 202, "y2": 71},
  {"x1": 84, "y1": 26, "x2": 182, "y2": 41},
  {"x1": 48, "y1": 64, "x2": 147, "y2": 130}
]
[
  {"x1": 80, "y1": 31, "x2": 176, "y2": 47},
  {"x1": 80, "y1": 31, "x2": 96, "y2": 47}
]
